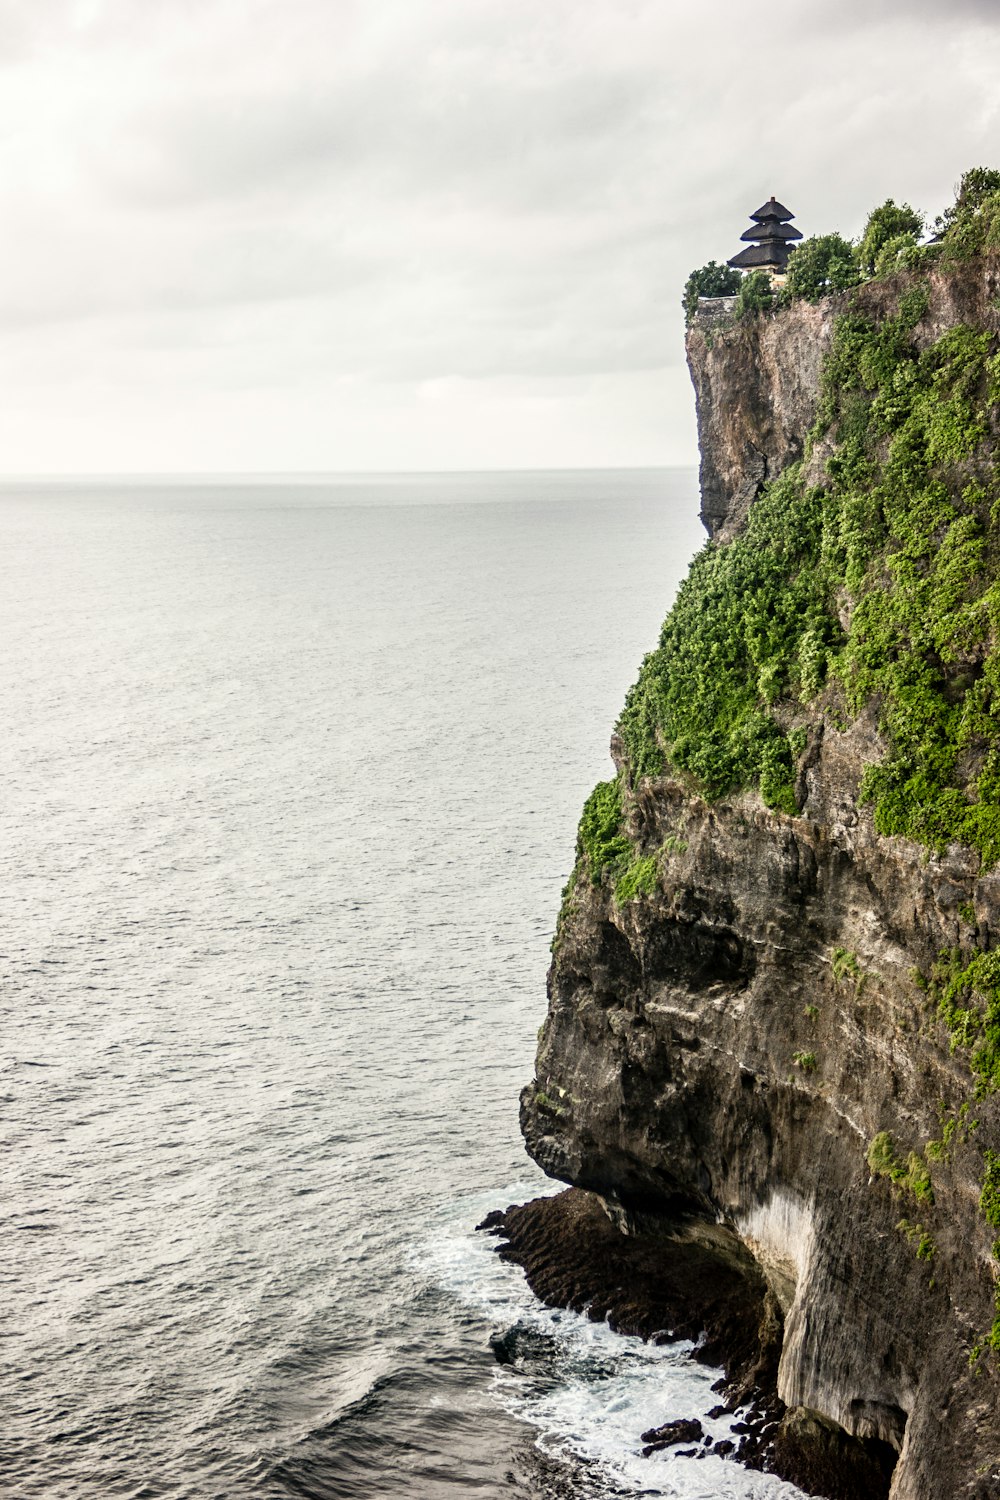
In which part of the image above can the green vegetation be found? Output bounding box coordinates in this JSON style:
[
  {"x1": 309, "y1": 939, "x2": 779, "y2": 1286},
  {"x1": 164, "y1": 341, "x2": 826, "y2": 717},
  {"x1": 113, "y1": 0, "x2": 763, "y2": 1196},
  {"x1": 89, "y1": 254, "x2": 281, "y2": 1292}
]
[
  {"x1": 856, "y1": 199, "x2": 923, "y2": 276},
  {"x1": 831, "y1": 948, "x2": 863, "y2": 986},
  {"x1": 782, "y1": 233, "x2": 859, "y2": 302},
  {"x1": 931, "y1": 949, "x2": 1000, "y2": 1097},
  {"x1": 617, "y1": 463, "x2": 824, "y2": 812},
  {"x1": 980, "y1": 1150, "x2": 1000, "y2": 1249},
  {"x1": 897, "y1": 1217, "x2": 936, "y2": 1261},
  {"x1": 867, "y1": 1131, "x2": 935, "y2": 1205},
  {"x1": 934, "y1": 168, "x2": 1000, "y2": 260},
  {"x1": 578, "y1": 777, "x2": 631, "y2": 884},
  {"x1": 735, "y1": 269, "x2": 773, "y2": 318},
  {"x1": 824, "y1": 310, "x2": 1000, "y2": 864},
  {"x1": 622, "y1": 265, "x2": 1000, "y2": 864},
  {"x1": 572, "y1": 773, "x2": 660, "y2": 907},
  {"x1": 682, "y1": 260, "x2": 742, "y2": 322},
  {"x1": 924, "y1": 1101, "x2": 975, "y2": 1164},
  {"x1": 613, "y1": 854, "x2": 658, "y2": 906},
  {"x1": 792, "y1": 1050, "x2": 818, "y2": 1073}
]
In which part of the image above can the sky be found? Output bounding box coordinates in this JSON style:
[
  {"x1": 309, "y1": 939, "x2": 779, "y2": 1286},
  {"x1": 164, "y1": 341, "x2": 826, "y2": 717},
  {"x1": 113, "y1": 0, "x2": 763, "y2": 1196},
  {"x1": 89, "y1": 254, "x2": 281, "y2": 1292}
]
[{"x1": 2, "y1": 0, "x2": 999, "y2": 474}]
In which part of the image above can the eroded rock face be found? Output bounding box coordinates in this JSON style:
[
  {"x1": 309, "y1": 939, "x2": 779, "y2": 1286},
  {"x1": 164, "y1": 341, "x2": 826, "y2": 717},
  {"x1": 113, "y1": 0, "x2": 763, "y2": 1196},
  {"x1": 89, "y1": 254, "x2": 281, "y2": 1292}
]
[
  {"x1": 687, "y1": 297, "x2": 834, "y2": 541},
  {"x1": 522, "y1": 267, "x2": 1000, "y2": 1499},
  {"x1": 526, "y1": 745, "x2": 1000, "y2": 1496}
]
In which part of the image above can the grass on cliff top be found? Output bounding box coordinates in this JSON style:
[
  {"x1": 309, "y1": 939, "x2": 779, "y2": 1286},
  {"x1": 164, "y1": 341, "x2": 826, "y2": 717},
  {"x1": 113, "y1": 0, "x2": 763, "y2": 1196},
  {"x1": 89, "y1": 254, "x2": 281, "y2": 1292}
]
[{"x1": 613, "y1": 275, "x2": 1000, "y2": 868}]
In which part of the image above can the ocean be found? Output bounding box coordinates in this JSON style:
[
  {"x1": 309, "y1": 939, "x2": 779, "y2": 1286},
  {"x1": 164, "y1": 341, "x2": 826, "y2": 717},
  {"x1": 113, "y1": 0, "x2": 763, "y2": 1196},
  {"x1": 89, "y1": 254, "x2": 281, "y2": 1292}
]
[{"x1": 2, "y1": 470, "x2": 807, "y2": 1499}]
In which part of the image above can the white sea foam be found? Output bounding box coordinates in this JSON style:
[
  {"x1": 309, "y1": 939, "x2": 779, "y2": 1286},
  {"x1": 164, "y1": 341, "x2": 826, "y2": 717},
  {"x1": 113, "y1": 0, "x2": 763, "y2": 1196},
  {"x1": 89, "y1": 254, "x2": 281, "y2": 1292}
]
[{"x1": 420, "y1": 1187, "x2": 811, "y2": 1500}]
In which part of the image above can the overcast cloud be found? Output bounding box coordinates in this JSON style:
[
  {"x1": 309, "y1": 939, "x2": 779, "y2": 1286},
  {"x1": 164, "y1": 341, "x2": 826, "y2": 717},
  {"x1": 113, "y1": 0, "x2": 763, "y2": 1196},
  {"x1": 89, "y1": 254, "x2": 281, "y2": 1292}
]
[{"x1": 1, "y1": 0, "x2": 999, "y2": 472}]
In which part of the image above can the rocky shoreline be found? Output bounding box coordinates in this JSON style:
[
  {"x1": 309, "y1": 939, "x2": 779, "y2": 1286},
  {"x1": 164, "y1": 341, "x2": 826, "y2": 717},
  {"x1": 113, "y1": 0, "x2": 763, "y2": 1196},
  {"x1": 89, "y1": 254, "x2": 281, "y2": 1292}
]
[
  {"x1": 504, "y1": 252, "x2": 1000, "y2": 1500},
  {"x1": 480, "y1": 1188, "x2": 897, "y2": 1500}
]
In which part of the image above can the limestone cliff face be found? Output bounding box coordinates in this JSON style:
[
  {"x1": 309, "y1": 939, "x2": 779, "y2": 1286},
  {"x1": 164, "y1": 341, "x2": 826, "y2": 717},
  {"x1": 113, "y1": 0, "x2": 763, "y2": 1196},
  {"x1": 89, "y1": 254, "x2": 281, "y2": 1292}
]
[
  {"x1": 689, "y1": 297, "x2": 834, "y2": 541},
  {"x1": 521, "y1": 270, "x2": 1000, "y2": 1500},
  {"x1": 690, "y1": 262, "x2": 1000, "y2": 541}
]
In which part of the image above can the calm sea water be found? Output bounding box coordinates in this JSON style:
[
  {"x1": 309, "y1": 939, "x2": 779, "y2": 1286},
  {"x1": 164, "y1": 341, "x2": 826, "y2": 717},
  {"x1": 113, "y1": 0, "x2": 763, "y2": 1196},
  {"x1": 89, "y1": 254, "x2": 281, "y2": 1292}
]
[{"x1": 2, "y1": 471, "x2": 807, "y2": 1500}]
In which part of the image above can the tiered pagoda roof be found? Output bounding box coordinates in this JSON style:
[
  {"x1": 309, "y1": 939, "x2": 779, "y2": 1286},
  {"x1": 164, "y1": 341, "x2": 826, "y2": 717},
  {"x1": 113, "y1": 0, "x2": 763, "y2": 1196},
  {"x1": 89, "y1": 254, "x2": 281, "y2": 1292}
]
[{"x1": 728, "y1": 197, "x2": 802, "y2": 273}]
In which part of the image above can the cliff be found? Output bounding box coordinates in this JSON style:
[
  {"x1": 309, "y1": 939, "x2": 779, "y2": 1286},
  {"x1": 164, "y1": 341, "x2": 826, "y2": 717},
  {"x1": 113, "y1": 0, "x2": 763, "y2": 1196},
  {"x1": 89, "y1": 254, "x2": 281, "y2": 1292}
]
[{"x1": 513, "y1": 256, "x2": 1000, "y2": 1499}]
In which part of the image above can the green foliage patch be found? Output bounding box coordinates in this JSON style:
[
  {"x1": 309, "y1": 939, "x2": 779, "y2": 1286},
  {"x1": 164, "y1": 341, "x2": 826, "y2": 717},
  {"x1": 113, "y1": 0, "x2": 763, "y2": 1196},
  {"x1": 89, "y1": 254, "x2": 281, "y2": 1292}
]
[
  {"x1": 683, "y1": 260, "x2": 742, "y2": 323},
  {"x1": 735, "y1": 269, "x2": 773, "y2": 319},
  {"x1": 980, "y1": 1149, "x2": 1000, "y2": 1241},
  {"x1": 617, "y1": 464, "x2": 827, "y2": 812},
  {"x1": 934, "y1": 168, "x2": 1000, "y2": 262},
  {"x1": 867, "y1": 1131, "x2": 935, "y2": 1205},
  {"x1": 613, "y1": 854, "x2": 659, "y2": 906},
  {"x1": 783, "y1": 233, "x2": 859, "y2": 303},
  {"x1": 932, "y1": 949, "x2": 1000, "y2": 1097},
  {"x1": 857, "y1": 199, "x2": 924, "y2": 277},
  {"x1": 831, "y1": 948, "x2": 863, "y2": 986},
  {"x1": 622, "y1": 284, "x2": 1000, "y2": 865},
  {"x1": 572, "y1": 774, "x2": 660, "y2": 909},
  {"x1": 897, "y1": 1217, "x2": 936, "y2": 1262},
  {"x1": 578, "y1": 777, "x2": 631, "y2": 884}
]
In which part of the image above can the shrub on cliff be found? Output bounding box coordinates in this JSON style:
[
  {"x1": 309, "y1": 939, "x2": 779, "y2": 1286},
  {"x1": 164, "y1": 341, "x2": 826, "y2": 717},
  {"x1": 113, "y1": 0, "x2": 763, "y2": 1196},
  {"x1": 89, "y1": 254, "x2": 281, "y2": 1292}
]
[
  {"x1": 857, "y1": 198, "x2": 924, "y2": 276},
  {"x1": 735, "y1": 269, "x2": 773, "y2": 318},
  {"x1": 935, "y1": 168, "x2": 1000, "y2": 258},
  {"x1": 872, "y1": 232, "x2": 929, "y2": 276},
  {"x1": 578, "y1": 778, "x2": 631, "y2": 882},
  {"x1": 936, "y1": 168, "x2": 1000, "y2": 232},
  {"x1": 782, "y1": 233, "x2": 859, "y2": 303},
  {"x1": 571, "y1": 775, "x2": 662, "y2": 907},
  {"x1": 682, "y1": 260, "x2": 741, "y2": 323},
  {"x1": 617, "y1": 464, "x2": 828, "y2": 815}
]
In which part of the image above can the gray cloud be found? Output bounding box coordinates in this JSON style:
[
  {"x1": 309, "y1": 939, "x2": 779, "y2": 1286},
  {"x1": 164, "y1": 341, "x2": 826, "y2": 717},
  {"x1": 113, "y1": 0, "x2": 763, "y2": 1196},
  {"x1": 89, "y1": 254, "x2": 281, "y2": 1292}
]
[{"x1": 0, "y1": 0, "x2": 998, "y2": 471}]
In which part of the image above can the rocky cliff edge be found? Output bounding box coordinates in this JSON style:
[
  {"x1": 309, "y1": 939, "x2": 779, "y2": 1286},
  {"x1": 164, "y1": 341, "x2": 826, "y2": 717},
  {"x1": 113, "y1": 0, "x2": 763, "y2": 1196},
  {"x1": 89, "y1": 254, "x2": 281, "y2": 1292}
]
[{"x1": 516, "y1": 260, "x2": 1000, "y2": 1500}]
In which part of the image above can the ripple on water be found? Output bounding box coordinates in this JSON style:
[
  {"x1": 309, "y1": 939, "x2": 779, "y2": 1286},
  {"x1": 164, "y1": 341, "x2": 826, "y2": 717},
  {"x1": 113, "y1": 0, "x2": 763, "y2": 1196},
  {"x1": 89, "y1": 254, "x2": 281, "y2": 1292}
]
[{"x1": 1, "y1": 471, "x2": 760, "y2": 1500}]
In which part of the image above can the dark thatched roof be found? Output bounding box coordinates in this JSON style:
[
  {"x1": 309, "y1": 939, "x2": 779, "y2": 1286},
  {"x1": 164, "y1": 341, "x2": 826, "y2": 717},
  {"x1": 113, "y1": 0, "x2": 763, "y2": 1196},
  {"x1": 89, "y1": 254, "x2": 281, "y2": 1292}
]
[
  {"x1": 740, "y1": 220, "x2": 803, "y2": 243},
  {"x1": 749, "y1": 197, "x2": 795, "y2": 223},
  {"x1": 727, "y1": 241, "x2": 792, "y2": 271}
]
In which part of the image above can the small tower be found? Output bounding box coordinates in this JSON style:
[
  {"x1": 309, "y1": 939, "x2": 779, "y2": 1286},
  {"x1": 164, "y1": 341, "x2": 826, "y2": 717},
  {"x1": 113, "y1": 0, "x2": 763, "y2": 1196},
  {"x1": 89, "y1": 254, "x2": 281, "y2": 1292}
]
[{"x1": 727, "y1": 197, "x2": 802, "y2": 284}]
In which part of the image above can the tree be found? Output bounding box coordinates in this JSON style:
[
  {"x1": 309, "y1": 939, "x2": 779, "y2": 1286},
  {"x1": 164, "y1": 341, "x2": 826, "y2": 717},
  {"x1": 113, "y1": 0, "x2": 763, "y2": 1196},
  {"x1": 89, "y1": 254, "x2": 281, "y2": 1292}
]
[
  {"x1": 682, "y1": 260, "x2": 742, "y2": 322},
  {"x1": 783, "y1": 234, "x2": 860, "y2": 303},
  {"x1": 937, "y1": 167, "x2": 1000, "y2": 231},
  {"x1": 874, "y1": 232, "x2": 927, "y2": 276},
  {"x1": 934, "y1": 168, "x2": 1000, "y2": 257},
  {"x1": 735, "y1": 269, "x2": 773, "y2": 318},
  {"x1": 858, "y1": 199, "x2": 923, "y2": 276}
]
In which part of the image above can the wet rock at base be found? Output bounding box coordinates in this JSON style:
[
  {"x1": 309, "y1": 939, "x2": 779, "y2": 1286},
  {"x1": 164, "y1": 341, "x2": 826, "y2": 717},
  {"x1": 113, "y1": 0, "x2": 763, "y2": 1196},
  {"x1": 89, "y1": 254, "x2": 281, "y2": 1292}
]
[{"x1": 640, "y1": 1417, "x2": 704, "y2": 1455}]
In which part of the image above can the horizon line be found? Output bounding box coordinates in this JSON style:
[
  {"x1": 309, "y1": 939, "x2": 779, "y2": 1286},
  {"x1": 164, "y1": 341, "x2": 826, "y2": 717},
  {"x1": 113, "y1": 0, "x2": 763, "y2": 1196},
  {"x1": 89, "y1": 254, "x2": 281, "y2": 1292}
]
[{"x1": 0, "y1": 462, "x2": 698, "y2": 485}]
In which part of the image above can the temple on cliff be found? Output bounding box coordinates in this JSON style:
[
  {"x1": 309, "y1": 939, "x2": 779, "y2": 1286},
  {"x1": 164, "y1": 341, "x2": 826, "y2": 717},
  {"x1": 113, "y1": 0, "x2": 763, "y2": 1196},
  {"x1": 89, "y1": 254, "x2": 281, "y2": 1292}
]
[{"x1": 727, "y1": 197, "x2": 802, "y2": 282}]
